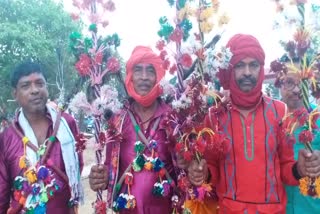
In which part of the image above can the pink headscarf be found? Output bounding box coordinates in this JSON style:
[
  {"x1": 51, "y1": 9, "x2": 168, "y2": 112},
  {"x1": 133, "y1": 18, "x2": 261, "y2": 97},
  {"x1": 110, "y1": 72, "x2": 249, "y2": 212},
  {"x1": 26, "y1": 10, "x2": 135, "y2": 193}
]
[
  {"x1": 125, "y1": 46, "x2": 165, "y2": 107},
  {"x1": 217, "y1": 34, "x2": 265, "y2": 108}
]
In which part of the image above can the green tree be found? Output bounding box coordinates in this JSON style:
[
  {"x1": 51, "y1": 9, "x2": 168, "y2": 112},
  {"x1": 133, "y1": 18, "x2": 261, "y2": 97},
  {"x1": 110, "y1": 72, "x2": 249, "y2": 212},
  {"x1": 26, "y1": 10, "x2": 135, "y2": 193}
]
[{"x1": 0, "y1": 0, "x2": 81, "y2": 116}]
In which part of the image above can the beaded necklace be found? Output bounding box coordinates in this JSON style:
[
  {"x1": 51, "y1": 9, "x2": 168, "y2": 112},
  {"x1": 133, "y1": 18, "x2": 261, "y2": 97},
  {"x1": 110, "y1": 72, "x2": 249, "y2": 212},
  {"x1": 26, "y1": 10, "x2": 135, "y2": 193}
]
[
  {"x1": 11, "y1": 111, "x2": 70, "y2": 213},
  {"x1": 112, "y1": 110, "x2": 174, "y2": 212}
]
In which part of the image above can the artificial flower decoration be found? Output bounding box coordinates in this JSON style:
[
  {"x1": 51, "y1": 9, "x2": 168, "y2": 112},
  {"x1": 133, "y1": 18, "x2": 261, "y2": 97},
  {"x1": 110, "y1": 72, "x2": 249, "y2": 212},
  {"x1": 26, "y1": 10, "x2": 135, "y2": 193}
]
[
  {"x1": 69, "y1": 1, "x2": 124, "y2": 213},
  {"x1": 156, "y1": 0, "x2": 230, "y2": 213}
]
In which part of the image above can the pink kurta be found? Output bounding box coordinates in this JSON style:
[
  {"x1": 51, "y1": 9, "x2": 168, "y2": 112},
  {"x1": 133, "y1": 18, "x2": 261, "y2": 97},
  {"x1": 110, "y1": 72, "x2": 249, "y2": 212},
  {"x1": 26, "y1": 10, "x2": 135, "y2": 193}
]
[
  {"x1": 0, "y1": 112, "x2": 83, "y2": 214},
  {"x1": 105, "y1": 101, "x2": 175, "y2": 214}
]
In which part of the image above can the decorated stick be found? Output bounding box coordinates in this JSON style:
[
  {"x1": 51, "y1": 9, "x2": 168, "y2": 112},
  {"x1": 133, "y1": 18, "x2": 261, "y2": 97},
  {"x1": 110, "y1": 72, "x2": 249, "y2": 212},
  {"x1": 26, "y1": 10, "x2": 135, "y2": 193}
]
[
  {"x1": 92, "y1": 84, "x2": 104, "y2": 201},
  {"x1": 297, "y1": 3, "x2": 305, "y2": 28},
  {"x1": 175, "y1": 1, "x2": 184, "y2": 93},
  {"x1": 301, "y1": 78, "x2": 312, "y2": 113}
]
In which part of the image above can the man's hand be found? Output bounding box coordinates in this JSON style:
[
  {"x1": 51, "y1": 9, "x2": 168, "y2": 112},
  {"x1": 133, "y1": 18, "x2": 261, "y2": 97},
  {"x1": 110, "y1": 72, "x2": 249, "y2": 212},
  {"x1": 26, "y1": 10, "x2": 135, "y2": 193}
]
[
  {"x1": 176, "y1": 153, "x2": 189, "y2": 169},
  {"x1": 88, "y1": 165, "x2": 108, "y2": 191},
  {"x1": 297, "y1": 149, "x2": 320, "y2": 178},
  {"x1": 187, "y1": 159, "x2": 208, "y2": 186}
]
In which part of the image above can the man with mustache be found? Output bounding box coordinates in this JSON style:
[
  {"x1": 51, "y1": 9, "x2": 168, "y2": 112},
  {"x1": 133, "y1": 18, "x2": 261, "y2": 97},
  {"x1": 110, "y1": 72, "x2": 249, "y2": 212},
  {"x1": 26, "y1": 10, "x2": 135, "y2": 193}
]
[
  {"x1": 88, "y1": 46, "x2": 176, "y2": 213},
  {"x1": 275, "y1": 60, "x2": 320, "y2": 213},
  {"x1": 0, "y1": 61, "x2": 84, "y2": 213},
  {"x1": 186, "y1": 34, "x2": 320, "y2": 214}
]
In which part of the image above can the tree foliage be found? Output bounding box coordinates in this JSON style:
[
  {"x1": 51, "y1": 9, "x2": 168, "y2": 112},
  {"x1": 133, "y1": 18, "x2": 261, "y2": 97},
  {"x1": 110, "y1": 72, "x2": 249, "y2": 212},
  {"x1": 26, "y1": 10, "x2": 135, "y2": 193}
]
[{"x1": 0, "y1": 0, "x2": 81, "y2": 116}]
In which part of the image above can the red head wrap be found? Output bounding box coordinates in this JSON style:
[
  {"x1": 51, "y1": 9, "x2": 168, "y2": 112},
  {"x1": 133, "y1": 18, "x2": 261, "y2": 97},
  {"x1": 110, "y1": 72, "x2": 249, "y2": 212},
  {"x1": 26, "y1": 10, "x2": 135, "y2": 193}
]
[
  {"x1": 125, "y1": 46, "x2": 165, "y2": 107},
  {"x1": 217, "y1": 34, "x2": 265, "y2": 108}
]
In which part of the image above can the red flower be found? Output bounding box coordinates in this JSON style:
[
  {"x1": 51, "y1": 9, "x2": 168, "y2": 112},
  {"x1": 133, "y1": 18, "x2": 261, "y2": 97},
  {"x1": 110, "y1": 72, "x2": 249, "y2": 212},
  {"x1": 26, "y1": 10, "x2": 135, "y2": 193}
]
[
  {"x1": 194, "y1": 33, "x2": 201, "y2": 41},
  {"x1": 160, "y1": 50, "x2": 167, "y2": 60},
  {"x1": 94, "y1": 201, "x2": 107, "y2": 214},
  {"x1": 177, "y1": 175, "x2": 189, "y2": 189},
  {"x1": 195, "y1": 139, "x2": 206, "y2": 154},
  {"x1": 104, "y1": 0, "x2": 116, "y2": 12},
  {"x1": 99, "y1": 131, "x2": 106, "y2": 143},
  {"x1": 125, "y1": 173, "x2": 133, "y2": 185},
  {"x1": 175, "y1": 143, "x2": 184, "y2": 152},
  {"x1": 169, "y1": 64, "x2": 177, "y2": 74},
  {"x1": 169, "y1": 27, "x2": 183, "y2": 44},
  {"x1": 195, "y1": 48, "x2": 205, "y2": 61},
  {"x1": 163, "y1": 59, "x2": 170, "y2": 70},
  {"x1": 270, "y1": 60, "x2": 287, "y2": 74},
  {"x1": 70, "y1": 13, "x2": 80, "y2": 21},
  {"x1": 95, "y1": 52, "x2": 103, "y2": 64},
  {"x1": 183, "y1": 150, "x2": 193, "y2": 162},
  {"x1": 298, "y1": 130, "x2": 314, "y2": 143},
  {"x1": 75, "y1": 54, "x2": 91, "y2": 76},
  {"x1": 156, "y1": 40, "x2": 166, "y2": 51},
  {"x1": 106, "y1": 57, "x2": 120, "y2": 72},
  {"x1": 180, "y1": 54, "x2": 193, "y2": 68},
  {"x1": 311, "y1": 114, "x2": 320, "y2": 129},
  {"x1": 13, "y1": 191, "x2": 22, "y2": 201},
  {"x1": 158, "y1": 168, "x2": 166, "y2": 178},
  {"x1": 75, "y1": 133, "x2": 87, "y2": 153}
]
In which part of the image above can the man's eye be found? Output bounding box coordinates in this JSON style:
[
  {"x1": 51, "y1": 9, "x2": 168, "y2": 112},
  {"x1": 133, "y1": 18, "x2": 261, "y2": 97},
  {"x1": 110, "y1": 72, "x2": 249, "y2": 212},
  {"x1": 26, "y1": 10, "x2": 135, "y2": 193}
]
[
  {"x1": 37, "y1": 82, "x2": 45, "y2": 87},
  {"x1": 147, "y1": 68, "x2": 155, "y2": 73},
  {"x1": 251, "y1": 63, "x2": 260, "y2": 68},
  {"x1": 285, "y1": 81, "x2": 294, "y2": 85},
  {"x1": 235, "y1": 63, "x2": 245, "y2": 69}
]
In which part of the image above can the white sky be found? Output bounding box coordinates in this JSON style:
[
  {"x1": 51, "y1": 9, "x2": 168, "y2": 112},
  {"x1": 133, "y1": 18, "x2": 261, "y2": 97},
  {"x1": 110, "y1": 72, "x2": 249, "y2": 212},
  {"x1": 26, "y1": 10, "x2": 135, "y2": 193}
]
[{"x1": 62, "y1": 0, "x2": 292, "y2": 66}]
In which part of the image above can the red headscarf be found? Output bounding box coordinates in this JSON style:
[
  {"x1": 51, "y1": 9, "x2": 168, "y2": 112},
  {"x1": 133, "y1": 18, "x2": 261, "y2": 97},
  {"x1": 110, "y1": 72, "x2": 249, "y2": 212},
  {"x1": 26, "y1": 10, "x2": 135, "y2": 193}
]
[
  {"x1": 217, "y1": 34, "x2": 265, "y2": 108},
  {"x1": 125, "y1": 46, "x2": 165, "y2": 107}
]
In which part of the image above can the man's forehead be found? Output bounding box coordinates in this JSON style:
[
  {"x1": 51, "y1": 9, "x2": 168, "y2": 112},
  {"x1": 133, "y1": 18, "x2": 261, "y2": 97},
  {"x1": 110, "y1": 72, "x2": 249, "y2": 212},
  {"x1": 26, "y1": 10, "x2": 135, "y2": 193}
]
[
  {"x1": 18, "y1": 72, "x2": 45, "y2": 83},
  {"x1": 237, "y1": 57, "x2": 259, "y2": 63},
  {"x1": 285, "y1": 73, "x2": 300, "y2": 80},
  {"x1": 134, "y1": 63, "x2": 154, "y2": 68}
]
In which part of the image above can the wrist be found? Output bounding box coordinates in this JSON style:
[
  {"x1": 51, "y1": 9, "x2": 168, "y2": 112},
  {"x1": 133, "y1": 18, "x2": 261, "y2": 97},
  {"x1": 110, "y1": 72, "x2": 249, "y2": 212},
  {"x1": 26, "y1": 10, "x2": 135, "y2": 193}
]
[
  {"x1": 205, "y1": 169, "x2": 211, "y2": 183},
  {"x1": 292, "y1": 162, "x2": 302, "y2": 180}
]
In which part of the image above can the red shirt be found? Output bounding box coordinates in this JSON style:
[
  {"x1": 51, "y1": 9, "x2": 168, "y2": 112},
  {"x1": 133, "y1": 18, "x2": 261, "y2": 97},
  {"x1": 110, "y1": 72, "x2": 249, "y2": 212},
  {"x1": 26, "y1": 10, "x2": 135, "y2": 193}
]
[{"x1": 205, "y1": 96, "x2": 298, "y2": 214}]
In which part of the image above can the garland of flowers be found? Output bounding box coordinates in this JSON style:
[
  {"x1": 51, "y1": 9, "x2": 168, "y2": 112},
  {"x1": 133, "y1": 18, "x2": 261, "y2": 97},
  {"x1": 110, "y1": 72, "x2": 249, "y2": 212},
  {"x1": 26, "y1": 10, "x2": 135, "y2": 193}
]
[
  {"x1": 157, "y1": 0, "x2": 230, "y2": 212},
  {"x1": 69, "y1": 0, "x2": 122, "y2": 213},
  {"x1": 271, "y1": 0, "x2": 320, "y2": 198}
]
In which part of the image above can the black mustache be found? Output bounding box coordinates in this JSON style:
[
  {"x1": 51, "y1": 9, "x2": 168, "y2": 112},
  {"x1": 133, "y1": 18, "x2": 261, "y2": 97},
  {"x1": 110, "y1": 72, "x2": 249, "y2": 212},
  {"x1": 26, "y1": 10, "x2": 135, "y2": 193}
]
[
  {"x1": 138, "y1": 83, "x2": 152, "y2": 87},
  {"x1": 290, "y1": 91, "x2": 302, "y2": 98},
  {"x1": 238, "y1": 77, "x2": 257, "y2": 84}
]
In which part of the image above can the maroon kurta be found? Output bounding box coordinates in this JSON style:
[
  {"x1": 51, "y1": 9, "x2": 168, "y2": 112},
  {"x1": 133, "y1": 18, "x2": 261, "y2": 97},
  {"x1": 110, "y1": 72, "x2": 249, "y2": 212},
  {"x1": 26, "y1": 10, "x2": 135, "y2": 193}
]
[
  {"x1": 105, "y1": 101, "x2": 175, "y2": 214},
  {"x1": 0, "y1": 112, "x2": 83, "y2": 214}
]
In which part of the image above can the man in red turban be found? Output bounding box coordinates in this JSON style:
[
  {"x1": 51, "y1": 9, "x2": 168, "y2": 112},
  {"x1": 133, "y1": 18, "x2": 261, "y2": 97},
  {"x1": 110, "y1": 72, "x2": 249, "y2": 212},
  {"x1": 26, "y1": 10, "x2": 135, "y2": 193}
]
[
  {"x1": 89, "y1": 46, "x2": 176, "y2": 214},
  {"x1": 187, "y1": 34, "x2": 320, "y2": 213},
  {"x1": 125, "y1": 45, "x2": 165, "y2": 107}
]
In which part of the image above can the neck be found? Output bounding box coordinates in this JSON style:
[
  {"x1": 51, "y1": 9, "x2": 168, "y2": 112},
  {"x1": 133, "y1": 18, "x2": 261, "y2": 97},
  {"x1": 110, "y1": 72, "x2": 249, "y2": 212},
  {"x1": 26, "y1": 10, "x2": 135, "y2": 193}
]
[
  {"x1": 23, "y1": 109, "x2": 47, "y2": 124},
  {"x1": 133, "y1": 100, "x2": 159, "y2": 113},
  {"x1": 287, "y1": 103, "x2": 305, "y2": 113}
]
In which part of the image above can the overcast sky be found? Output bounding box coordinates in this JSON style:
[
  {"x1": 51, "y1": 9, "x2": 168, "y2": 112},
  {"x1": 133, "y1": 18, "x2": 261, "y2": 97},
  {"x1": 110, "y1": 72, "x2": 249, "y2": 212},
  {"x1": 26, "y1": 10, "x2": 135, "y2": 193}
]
[{"x1": 62, "y1": 0, "x2": 311, "y2": 65}]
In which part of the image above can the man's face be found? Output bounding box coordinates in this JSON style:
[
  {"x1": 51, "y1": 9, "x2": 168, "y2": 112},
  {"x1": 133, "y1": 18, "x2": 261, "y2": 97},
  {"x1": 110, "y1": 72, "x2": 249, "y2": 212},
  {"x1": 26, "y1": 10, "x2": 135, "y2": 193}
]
[
  {"x1": 132, "y1": 63, "x2": 157, "y2": 96},
  {"x1": 234, "y1": 57, "x2": 261, "y2": 93},
  {"x1": 13, "y1": 72, "x2": 48, "y2": 114},
  {"x1": 280, "y1": 73, "x2": 302, "y2": 110}
]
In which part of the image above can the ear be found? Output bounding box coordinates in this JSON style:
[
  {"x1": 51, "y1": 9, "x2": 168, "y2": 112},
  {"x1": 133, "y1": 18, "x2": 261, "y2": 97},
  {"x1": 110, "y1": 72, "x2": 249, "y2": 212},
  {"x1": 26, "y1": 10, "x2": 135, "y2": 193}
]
[{"x1": 12, "y1": 88, "x2": 17, "y2": 100}]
